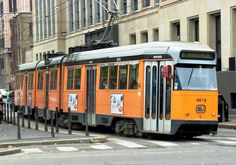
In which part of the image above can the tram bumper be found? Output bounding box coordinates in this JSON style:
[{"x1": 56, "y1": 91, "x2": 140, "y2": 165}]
[{"x1": 171, "y1": 120, "x2": 218, "y2": 136}]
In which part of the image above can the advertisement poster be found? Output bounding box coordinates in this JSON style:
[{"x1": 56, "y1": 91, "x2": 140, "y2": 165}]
[
  {"x1": 111, "y1": 94, "x2": 124, "y2": 114},
  {"x1": 68, "y1": 93, "x2": 78, "y2": 111}
]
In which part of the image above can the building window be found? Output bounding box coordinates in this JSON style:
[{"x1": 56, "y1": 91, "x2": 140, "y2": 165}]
[
  {"x1": 103, "y1": 0, "x2": 109, "y2": 20},
  {"x1": 131, "y1": 0, "x2": 138, "y2": 11},
  {"x1": 95, "y1": 0, "x2": 101, "y2": 23},
  {"x1": 129, "y1": 33, "x2": 136, "y2": 45},
  {"x1": 29, "y1": 23, "x2": 33, "y2": 37},
  {"x1": 208, "y1": 12, "x2": 221, "y2": 71},
  {"x1": 188, "y1": 17, "x2": 199, "y2": 42},
  {"x1": 69, "y1": 0, "x2": 74, "y2": 31},
  {"x1": 121, "y1": 0, "x2": 127, "y2": 15},
  {"x1": 39, "y1": 0, "x2": 43, "y2": 39},
  {"x1": 88, "y1": 0, "x2": 93, "y2": 26},
  {"x1": 75, "y1": 0, "x2": 80, "y2": 29},
  {"x1": 81, "y1": 0, "x2": 86, "y2": 28},
  {"x1": 40, "y1": 53, "x2": 42, "y2": 60},
  {"x1": 36, "y1": 54, "x2": 38, "y2": 61},
  {"x1": 141, "y1": 31, "x2": 148, "y2": 43},
  {"x1": 171, "y1": 21, "x2": 180, "y2": 41},
  {"x1": 43, "y1": 0, "x2": 47, "y2": 38},
  {"x1": 143, "y1": 0, "x2": 150, "y2": 8},
  {"x1": 47, "y1": 0, "x2": 51, "y2": 36},
  {"x1": 52, "y1": 0, "x2": 55, "y2": 35},
  {"x1": 155, "y1": 0, "x2": 160, "y2": 5},
  {"x1": 153, "y1": 28, "x2": 159, "y2": 41}
]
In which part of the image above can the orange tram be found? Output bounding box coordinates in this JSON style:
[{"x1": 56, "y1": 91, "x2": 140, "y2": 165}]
[{"x1": 14, "y1": 42, "x2": 218, "y2": 137}]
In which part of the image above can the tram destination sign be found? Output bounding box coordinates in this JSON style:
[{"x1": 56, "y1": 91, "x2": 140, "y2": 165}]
[{"x1": 180, "y1": 52, "x2": 215, "y2": 60}]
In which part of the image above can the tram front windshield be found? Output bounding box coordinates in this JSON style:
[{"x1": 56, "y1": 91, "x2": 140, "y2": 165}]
[{"x1": 174, "y1": 64, "x2": 217, "y2": 91}]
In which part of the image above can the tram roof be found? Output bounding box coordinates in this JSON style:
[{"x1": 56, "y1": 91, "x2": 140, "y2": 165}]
[
  {"x1": 37, "y1": 55, "x2": 66, "y2": 68},
  {"x1": 63, "y1": 41, "x2": 215, "y2": 64},
  {"x1": 18, "y1": 61, "x2": 40, "y2": 71}
]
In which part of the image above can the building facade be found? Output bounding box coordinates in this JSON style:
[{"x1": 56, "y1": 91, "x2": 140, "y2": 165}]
[{"x1": 0, "y1": 0, "x2": 32, "y2": 89}]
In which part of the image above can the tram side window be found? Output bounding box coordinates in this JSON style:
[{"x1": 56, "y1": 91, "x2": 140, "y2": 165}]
[
  {"x1": 74, "y1": 68, "x2": 81, "y2": 89},
  {"x1": 165, "y1": 65, "x2": 172, "y2": 120},
  {"x1": 28, "y1": 73, "x2": 34, "y2": 90},
  {"x1": 100, "y1": 65, "x2": 108, "y2": 89},
  {"x1": 67, "y1": 68, "x2": 74, "y2": 90},
  {"x1": 50, "y1": 70, "x2": 58, "y2": 90},
  {"x1": 37, "y1": 72, "x2": 44, "y2": 90},
  {"x1": 109, "y1": 65, "x2": 118, "y2": 89},
  {"x1": 129, "y1": 64, "x2": 139, "y2": 89},
  {"x1": 20, "y1": 75, "x2": 24, "y2": 89},
  {"x1": 119, "y1": 65, "x2": 128, "y2": 89},
  {"x1": 15, "y1": 75, "x2": 19, "y2": 89}
]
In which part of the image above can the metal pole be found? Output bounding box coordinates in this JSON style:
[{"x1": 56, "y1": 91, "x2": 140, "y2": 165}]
[
  {"x1": 10, "y1": 103, "x2": 12, "y2": 123},
  {"x1": 28, "y1": 106, "x2": 31, "y2": 129},
  {"x1": 13, "y1": 105, "x2": 15, "y2": 125},
  {"x1": 55, "y1": 107, "x2": 59, "y2": 133},
  {"x1": 50, "y1": 111, "x2": 55, "y2": 137},
  {"x1": 44, "y1": 107, "x2": 48, "y2": 132},
  {"x1": 17, "y1": 111, "x2": 21, "y2": 140},
  {"x1": 68, "y1": 107, "x2": 72, "y2": 135},
  {"x1": 35, "y1": 106, "x2": 38, "y2": 130},
  {"x1": 21, "y1": 106, "x2": 25, "y2": 128},
  {"x1": 85, "y1": 107, "x2": 89, "y2": 136},
  {"x1": 3, "y1": 103, "x2": 6, "y2": 122},
  {"x1": 6, "y1": 103, "x2": 9, "y2": 123}
]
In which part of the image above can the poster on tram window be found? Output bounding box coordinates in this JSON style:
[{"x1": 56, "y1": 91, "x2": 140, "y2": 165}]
[
  {"x1": 111, "y1": 94, "x2": 124, "y2": 114},
  {"x1": 68, "y1": 93, "x2": 78, "y2": 111}
]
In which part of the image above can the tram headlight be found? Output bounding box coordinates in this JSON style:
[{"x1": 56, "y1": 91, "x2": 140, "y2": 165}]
[{"x1": 196, "y1": 105, "x2": 206, "y2": 113}]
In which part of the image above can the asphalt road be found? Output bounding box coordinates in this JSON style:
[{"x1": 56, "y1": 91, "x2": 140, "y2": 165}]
[{"x1": 1, "y1": 128, "x2": 236, "y2": 165}]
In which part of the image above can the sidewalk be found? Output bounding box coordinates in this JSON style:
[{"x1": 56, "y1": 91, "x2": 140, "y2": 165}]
[
  {"x1": 218, "y1": 120, "x2": 236, "y2": 130},
  {"x1": 0, "y1": 123, "x2": 107, "y2": 156}
]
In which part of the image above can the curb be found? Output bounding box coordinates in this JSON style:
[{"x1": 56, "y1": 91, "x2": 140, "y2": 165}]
[
  {"x1": 0, "y1": 136, "x2": 107, "y2": 148},
  {"x1": 219, "y1": 123, "x2": 236, "y2": 130},
  {"x1": 0, "y1": 148, "x2": 21, "y2": 156}
]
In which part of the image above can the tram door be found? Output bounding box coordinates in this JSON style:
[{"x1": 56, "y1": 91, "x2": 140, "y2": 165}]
[
  {"x1": 158, "y1": 61, "x2": 172, "y2": 133},
  {"x1": 143, "y1": 62, "x2": 159, "y2": 131},
  {"x1": 144, "y1": 61, "x2": 172, "y2": 133},
  {"x1": 86, "y1": 65, "x2": 97, "y2": 125}
]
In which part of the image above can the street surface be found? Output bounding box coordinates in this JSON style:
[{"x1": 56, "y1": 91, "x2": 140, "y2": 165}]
[{"x1": 1, "y1": 126, "x2": 236, "y2": 165}]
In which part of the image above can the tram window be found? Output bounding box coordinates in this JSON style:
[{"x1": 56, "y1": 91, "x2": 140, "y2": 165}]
[
  {"x1": 145, "y1": 66, "x2": 151, "y2": 119},
  {"x1": 28, "y1": 73, "x2": 34, "y2": 90},
  {"x1": 20, "y1": 75, "x2": 24, "y2": 89},
  {"x1": 74, "y1": 68, "x2": 81, "y2": 89},
  {"x1": 67, "y1": 68, "x2": 74, "y2": 90},
  {"x1": 99, "y1": 65, "x2": 108, "y2": 89},
  {"x1": 165, "y1": 65, "x2": 172, "y2": 120},
  {"x1": 129, "y1": 64, "x2": 139, "y2": 89},
  {"x1": 152, "y1": 66, "x2": 157, "y2": 119},
  {"x1": 37, "y1": 72, "x2": 44, "y2": 90},
  {"x1": 160, "y1": 66, "x2": 164, "y2": 119},
  {"x1": 109, "y1": 65, "x2": 118, "y2": 89},
  {"x1": 15, "y1": 75, "x2": 19, "y2": 89},
  {"x1": 119, "y1": 65, "x2": 128, "y2": 89},
  {"x1": 50, "y1": 70, "x2": 57, "y2": 90}
]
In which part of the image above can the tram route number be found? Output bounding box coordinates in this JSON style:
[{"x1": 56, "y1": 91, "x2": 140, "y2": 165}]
[{"x1": 196, "y1": 98, "x2": 207, "y2": 102}]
